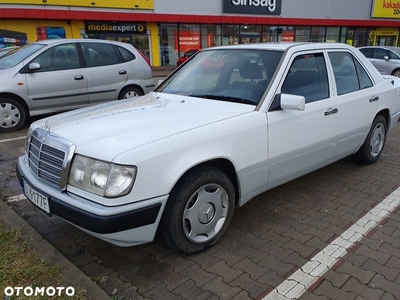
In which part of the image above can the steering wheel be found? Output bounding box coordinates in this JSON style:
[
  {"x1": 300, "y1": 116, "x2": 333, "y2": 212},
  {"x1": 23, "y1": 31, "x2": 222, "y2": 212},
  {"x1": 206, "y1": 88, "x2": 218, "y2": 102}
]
[{"x1": 242, "y1": 82, "x2": 266, "y2": 99}]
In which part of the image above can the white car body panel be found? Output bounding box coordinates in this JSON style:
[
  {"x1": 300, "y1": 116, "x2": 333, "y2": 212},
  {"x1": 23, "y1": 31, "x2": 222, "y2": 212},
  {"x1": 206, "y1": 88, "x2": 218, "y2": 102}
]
[{"x1": 16, "y1": 42, "x2": 400, "y2": 247}]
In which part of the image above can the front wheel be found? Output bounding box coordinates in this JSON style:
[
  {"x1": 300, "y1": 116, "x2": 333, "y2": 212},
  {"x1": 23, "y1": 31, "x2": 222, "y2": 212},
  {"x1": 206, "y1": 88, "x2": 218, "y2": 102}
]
[
  {"x1": 0, "y1": 98, "x2": 27, "y2": 133},
  {"x1": 160, "y1": 167, "x2": 236, "y2": 254},
  {"x1": 118, "y1": 87, "x2": 143, "y2": 99},
  {"x1": 353, "y1": 115, "x2": 387, "y2": 164}
]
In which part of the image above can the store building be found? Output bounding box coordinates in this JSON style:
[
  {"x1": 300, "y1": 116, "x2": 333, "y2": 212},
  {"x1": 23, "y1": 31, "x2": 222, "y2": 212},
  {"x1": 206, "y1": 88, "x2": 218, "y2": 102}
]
[{"x1": 0, "y1": 0, "x2": 399, "y2": 67}]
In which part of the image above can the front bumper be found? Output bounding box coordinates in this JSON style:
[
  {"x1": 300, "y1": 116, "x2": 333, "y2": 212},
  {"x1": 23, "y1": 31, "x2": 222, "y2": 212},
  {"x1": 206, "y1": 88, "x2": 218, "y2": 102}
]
[{"x1": 16, "y1": 155, "x2": 168, "y2": 246}]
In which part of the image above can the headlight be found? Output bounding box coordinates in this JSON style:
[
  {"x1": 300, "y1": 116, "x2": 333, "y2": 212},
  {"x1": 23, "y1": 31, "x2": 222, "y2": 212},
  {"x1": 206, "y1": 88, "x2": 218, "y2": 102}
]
[{"x1": 68, "y1": 155, "x2": 137, "y2": 198}]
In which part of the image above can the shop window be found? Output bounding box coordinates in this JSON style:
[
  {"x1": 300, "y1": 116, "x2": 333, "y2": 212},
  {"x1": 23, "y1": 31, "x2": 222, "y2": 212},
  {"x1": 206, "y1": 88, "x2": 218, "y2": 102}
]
[
  {"x1": 222, "y1": 25, "x2": 239, "y2": 45},
  {"x1": 240, "y1": 25, "x2": 262, "y2": 44},
  {"x1": 326, "y1": 27, "x2": 340, "y2": 43},
  {"x1": 310, "y1": 27, "x2": 326, "y2": 42},
  {"x1": 159, "y1": 23, "x2": 179, "y2": 66},
  {"x1": 295, "y1": 27, "x2": 311, "y2": 42},
  {"x1": 201, "y1": 24, "x2": 221, "y2": 48}
]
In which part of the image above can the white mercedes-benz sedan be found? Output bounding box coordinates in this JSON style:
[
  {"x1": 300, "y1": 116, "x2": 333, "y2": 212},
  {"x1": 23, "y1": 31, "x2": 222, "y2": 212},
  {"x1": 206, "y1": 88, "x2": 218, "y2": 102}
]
[{"x1": 17, "y1": 42, "x2": 400, "y2": 254}]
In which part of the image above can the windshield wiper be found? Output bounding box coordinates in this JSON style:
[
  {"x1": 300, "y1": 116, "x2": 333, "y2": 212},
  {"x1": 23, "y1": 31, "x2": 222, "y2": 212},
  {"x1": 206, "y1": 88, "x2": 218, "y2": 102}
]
[{"x1": 191, "y1": 94, "x2": 257, "y2": 106}]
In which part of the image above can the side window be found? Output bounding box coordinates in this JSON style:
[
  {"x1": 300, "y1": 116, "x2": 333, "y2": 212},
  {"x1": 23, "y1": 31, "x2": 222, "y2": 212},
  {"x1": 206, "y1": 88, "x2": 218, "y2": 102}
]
[
  {"x1": 374, "y1": 48, "x2": 388, "y2": 59},
  {"x1": 329, "y1": 52, "x2": 372, "y2": 95},
  {"x1": 355, "y1": 60, "x2": 373, "y2": 89},
  {"x1": 281, "y1": 52, "x2": 329, "y2": 103},
  {"x1": 360, "y1": 48, "x2": 373, "y2": 58},
  {"x1": 117, "y1": 46, "x2": 135, "y2": 62},
  {"x1": 81, "y1": 43, "x2": 120, "y2": 67},
  {"x1": 31, "y1": 43, "x2": 79, "y2": 72},
  {"x1": 388, "y1": 50, "x2": 400, "y2": 60}
]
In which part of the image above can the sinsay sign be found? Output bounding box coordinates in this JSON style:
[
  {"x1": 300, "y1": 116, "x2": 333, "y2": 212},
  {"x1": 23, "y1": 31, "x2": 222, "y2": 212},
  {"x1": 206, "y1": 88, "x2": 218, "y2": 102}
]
[{"x1": 223, "y1": 0, "x2": 282, "y2": 15}]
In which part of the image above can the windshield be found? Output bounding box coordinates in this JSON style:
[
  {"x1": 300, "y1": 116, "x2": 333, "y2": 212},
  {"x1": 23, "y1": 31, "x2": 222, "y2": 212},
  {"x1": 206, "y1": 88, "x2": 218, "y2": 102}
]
[
  {"x1": 0, "y1": 43, "x2": 46, "y2": 70},
  {"x1": 157, "y1": 49, "x2": 283, "y2": 106}
]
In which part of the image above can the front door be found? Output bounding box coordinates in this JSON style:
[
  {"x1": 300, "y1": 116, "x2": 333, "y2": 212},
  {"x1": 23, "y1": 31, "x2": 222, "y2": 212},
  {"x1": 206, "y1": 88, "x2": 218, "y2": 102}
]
[
  {"x1": 267, "y1": 51, "x2": 338, "y2": 186},
  {"x1": 26, "y1": 43, "x2": 89, "y2": 110}
]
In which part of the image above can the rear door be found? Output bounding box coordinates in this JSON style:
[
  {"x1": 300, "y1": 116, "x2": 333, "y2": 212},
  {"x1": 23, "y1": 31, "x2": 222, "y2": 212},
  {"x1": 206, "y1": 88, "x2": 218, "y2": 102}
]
[
  {"x1": 25, "y1": 42, "x2": 89, "y2": 110},
  {"x1": 327, "y1": 51, "x2": 381, "y2": 158},
  {"x1": 80, "y1": 42, "x2": 128, "y2": 103}
]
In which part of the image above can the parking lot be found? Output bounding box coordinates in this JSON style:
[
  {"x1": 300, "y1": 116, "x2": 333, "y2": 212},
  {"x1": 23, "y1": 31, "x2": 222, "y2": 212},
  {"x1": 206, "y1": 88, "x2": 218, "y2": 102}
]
[{"x1": 1, "y1": 105, "x2": 400, "y2": 299}]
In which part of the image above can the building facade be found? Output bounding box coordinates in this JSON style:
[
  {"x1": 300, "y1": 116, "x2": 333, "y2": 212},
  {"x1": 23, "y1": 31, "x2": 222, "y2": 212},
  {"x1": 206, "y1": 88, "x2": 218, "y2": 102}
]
[{"x1": 0, "y1": 0, "x2": 399, "y2": 67}]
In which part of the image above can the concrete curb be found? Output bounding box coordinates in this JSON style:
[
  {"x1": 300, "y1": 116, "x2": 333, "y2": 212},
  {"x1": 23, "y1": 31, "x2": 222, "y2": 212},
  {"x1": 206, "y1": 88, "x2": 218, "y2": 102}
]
[{"x1": 0, "y1": 199, "x2": 110, "y2": 300}]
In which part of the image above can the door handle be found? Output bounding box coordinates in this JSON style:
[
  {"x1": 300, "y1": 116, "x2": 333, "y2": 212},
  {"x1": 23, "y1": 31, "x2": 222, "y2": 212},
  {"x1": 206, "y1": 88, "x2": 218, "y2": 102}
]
[
  {"x1": 119, "y1": 70, "x2": 127, "y2": 75},
  {"x1": 74, "y1": 75, "x2": 84, "y2": 80},
  {"x1": 324, "y1": 108, "x2": 338, "y2": 116},
  {"x1": 369, "y1": 96, "x2": 379, "y2": 102}
]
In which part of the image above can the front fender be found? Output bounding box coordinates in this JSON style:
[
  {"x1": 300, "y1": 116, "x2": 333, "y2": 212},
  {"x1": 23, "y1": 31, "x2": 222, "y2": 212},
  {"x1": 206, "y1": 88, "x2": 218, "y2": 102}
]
[{"x1": 113, "y1": 112, "x2": 269, "y2": 206}]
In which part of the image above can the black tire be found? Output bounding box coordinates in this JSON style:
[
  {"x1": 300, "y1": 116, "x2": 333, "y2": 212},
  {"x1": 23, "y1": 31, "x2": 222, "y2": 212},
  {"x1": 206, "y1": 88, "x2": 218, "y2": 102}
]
[
  {"x1": 118, "y1": 86, "x2": 143, "y2": 99},
  {"x1": 392, "y1": 69, "x2": 400, "y2": 78},
  {"x1": 0, "y1": 98, "x2": 27, "y2": 133},
  {"x1": 353, "y1": 115, "x2": 387, "y2": 165},
  {"x1": 160, "y1": 167, "x2": 236, "y2": 254}
]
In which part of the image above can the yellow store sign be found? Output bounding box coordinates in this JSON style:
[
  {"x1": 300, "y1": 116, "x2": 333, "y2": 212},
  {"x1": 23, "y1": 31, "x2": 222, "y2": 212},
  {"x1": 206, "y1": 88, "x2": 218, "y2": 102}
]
[
  {"x1": 0, "y1": 0, "x2": 154, "y2": 10},
  {"x1": 372, "y1": 0, "x2": 400, "y2": 18}
]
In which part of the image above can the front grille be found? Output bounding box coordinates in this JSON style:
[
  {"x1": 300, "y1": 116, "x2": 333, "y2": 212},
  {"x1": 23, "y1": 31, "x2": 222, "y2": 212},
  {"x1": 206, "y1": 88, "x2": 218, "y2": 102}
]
[
  {"x1": 27, "y1": 128, "x2": 76, "y2": 190},
  {"x1": 28, "y1": 136, "x2": 66, "y2": 187}
]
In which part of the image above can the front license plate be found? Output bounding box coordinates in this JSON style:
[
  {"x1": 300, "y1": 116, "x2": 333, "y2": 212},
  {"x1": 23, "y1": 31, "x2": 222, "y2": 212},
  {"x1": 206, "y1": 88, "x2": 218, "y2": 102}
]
[{"x1": 23, "y1": 180, "x2": 50, "y2": 214}]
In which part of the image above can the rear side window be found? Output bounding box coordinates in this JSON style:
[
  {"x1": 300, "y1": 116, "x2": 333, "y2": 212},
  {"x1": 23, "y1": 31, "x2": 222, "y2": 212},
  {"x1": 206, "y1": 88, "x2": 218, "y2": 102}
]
[
  {"x1": 117, "y1": 46, "x2": 135, "y2": 62},
  {"x1": 328, "y1": 52, "x2": 372, "y2": 95},
  {"x1": 81, "y1": 42, "x2": 120, "y2": 67}
]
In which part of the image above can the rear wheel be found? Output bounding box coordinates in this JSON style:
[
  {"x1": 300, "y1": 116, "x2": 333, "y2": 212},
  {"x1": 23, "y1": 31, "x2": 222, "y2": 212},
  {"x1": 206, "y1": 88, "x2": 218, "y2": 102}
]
[
  {"x1": 160, "y1": 167, "x2": 235, "y2": 254},
  {"x1": 392, "y1": 69, "x2": 400, "y2": 77},
  {"x1": 0, "y1": 98, "x2": 26, "y2": 133},
  {"x1": 353, "y1": 115, "x2": 387, "y2": 164},
  {"x1": 118, "y1": 87, "x2": 143, "y2": 99}
]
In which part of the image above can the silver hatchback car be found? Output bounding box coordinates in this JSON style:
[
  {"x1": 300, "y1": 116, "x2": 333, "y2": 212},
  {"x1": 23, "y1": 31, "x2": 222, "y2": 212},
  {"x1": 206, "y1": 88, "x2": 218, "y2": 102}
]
[
  {"x1": 0, "y1": 39, "x2": 155, "y2": 132},
  {"x1": 358, "y1": 46, "x2": 400, "y2": 77}
]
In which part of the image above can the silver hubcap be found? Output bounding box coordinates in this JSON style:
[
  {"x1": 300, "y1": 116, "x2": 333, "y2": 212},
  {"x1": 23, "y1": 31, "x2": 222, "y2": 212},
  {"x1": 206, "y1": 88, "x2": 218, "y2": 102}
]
[
  {"x1": 0, "y1": 103, "x2": 21, "y2": 129},
  {"x1": 183, "y1": 184, "x2": 229, "y2": 243},
  {"x1": 124, "y1": 90, "x2": 139, "y2": 99},
  {"x1": 370, "y1": 122, "x2": 385, "y2": 157},
  {"x1": 393, "y1": 70, "x2": 400, "y2": 78}
]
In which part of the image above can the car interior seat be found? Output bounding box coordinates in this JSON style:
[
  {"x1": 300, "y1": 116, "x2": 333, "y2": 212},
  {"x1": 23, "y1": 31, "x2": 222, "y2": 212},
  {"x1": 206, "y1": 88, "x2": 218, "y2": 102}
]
[
  {"x1": 239, "y1": 62, "x2": 263, "y2": 81},
  {"x1": 66, "y1": 49, "x2": 78, "y2": 68},
  {"x1": 55, "y1": 50, "x2": 67, "y2": 69}
]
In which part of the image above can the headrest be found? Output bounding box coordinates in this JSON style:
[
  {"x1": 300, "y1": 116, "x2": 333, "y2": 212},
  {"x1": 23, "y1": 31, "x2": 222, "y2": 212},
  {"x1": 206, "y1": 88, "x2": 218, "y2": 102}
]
[{"x1": 239, "y1": 62, "x2": 263, "y2": 80}]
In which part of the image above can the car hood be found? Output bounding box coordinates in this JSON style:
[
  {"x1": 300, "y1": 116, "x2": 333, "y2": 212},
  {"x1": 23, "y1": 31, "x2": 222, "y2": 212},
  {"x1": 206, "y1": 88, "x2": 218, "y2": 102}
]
[{"x1": 33, "y1": 92, "x2": 255, "y2": 161}]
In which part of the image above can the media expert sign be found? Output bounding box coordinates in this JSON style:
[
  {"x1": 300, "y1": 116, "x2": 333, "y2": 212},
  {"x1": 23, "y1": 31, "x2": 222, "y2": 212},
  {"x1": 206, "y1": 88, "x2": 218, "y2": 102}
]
[
  {"x1": 223, "y1": 0, "x2": 281, "y2": 15},
  {"x1": 85, "y1": 22, "x2": 147, "y2": 34},
  {"x1": 372, "y1": 0, "x2": 400, "y2": 18}
]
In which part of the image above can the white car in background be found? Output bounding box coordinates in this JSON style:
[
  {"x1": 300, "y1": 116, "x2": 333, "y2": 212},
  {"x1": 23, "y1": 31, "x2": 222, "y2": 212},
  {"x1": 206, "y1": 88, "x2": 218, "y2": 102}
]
[
  {"x1": 0, "y1": 39, "x2": 154, "y2": 132},
  {"x1": 17, "y1": 42, "x2": 400, "y2": 254}
]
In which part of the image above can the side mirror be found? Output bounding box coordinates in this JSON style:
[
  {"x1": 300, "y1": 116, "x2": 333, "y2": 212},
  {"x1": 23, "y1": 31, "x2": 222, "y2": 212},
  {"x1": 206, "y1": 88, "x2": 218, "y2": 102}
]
[
  {"x1": 384, "y1": 55, "x2": 390, "y2": 61},
  {"x1": 28, "y1": 62, "x2": 41, "y2": 71},
  {"x1": 280, "y1": 93, "x2": 305, "y2": 111}
]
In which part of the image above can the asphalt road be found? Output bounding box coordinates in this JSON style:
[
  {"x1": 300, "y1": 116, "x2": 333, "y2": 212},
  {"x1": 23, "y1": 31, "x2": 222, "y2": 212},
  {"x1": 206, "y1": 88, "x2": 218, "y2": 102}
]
[{"x1": 1, "y1": 94, "x2": 400, "y2": 299}]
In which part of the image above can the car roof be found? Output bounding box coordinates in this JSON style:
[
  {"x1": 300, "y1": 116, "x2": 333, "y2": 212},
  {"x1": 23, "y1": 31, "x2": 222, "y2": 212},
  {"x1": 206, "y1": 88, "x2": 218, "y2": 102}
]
[
  {"x1": 32, "y1": 38, "x2": 131, "y2": 47},
  {"x1": 209, "y1": 42, "x2": 357, "y2": 52}
]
